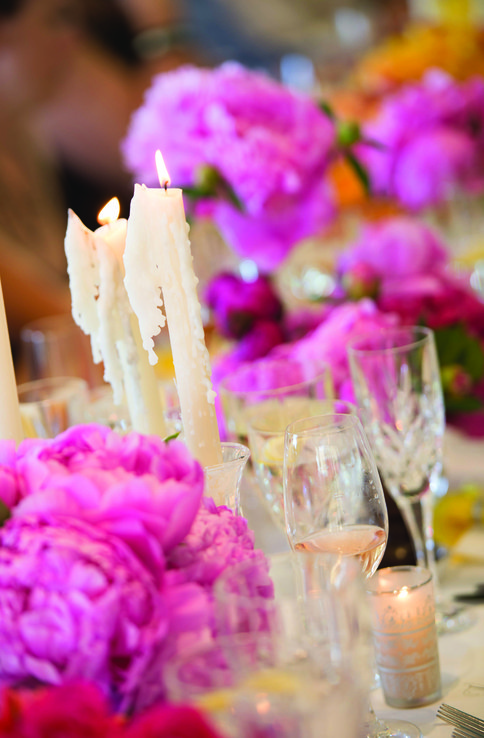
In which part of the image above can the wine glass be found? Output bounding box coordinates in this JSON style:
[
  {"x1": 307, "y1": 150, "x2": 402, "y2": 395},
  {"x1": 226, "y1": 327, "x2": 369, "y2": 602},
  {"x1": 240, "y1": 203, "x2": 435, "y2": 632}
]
[
  {"x1": 248, "y1": 399, "x2": 356, "y2": 532},
  {"x1": 219, "y1": 362, "x2": 333, "y2": 446},
  {"x1": 347, "y1": 325, "x2": 471, "y2": 633},
  {"x1": 283, "y1": 413, "x2": 421, "y2": 738}
]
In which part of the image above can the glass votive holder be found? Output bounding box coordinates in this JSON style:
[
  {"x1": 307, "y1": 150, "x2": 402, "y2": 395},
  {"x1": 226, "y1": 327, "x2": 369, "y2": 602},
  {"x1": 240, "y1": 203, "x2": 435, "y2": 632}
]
[
  {"x1": 204, "y1": 442, "x2": 251, "y2": 514},
  {"x1": 366, "y1": 565, "x2": 441, "y2": 709},
  {"x1": 18, "y1": 377, "x2": 89, "y2": 439}
]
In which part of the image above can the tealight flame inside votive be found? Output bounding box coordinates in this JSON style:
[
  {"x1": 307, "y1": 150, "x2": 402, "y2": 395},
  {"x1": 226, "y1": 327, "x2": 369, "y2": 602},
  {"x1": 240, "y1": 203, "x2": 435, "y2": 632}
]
[
  {"x1": 397, "y1": 586, "x2": 410, "y2": 599},
  {"x1": 97, "y1": 197, "x2": 121, "y2": 225},
  {"x1": 155, "y1": 150, "x2": 171, "y2": 188}
]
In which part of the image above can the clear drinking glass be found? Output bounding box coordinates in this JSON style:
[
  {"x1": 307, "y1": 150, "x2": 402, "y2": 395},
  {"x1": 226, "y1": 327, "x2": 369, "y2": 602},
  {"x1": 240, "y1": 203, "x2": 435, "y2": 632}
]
[
  {"x1": 219, "y1": 363, "x2": 333, "y2": 446},
  {"x1": 248, "y1": 399, "x2": 356, "y2": 532},
  {"x1": 347, "y1": 326, "x2": 470, "y2": 633},
  {"x1": 20, "y1": 314, "x2": 103, "y2": 388},
  {"x1": 207, "y1": 552, "x2": 371, "y2": 738},
  {"x1": 283, "y1": 413, "x2": 388, "y2": 578},
  {"x1": 283, "y1": 413, "x2": 421, "y2": 738},
  {"x1": 18, "y1": 376, "x2": 89, "y2": 438}
]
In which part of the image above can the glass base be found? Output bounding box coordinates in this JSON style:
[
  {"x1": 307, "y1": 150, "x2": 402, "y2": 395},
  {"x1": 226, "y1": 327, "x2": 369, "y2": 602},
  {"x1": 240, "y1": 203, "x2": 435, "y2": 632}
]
[
  {"x1": 436, "y1": 600, "x2": 477, "y2": 635},
  {"x1": 368, "y1": 717, "x2": 422, "y2": 738}
]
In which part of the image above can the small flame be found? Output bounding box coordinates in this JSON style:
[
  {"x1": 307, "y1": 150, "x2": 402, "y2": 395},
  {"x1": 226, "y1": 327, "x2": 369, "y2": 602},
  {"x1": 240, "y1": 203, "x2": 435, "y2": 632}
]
[
  {"x1": 397, "y1": 586, "x2": 410, "y2": 599},
  {"x1": 155, "y1": 150, "x2": 170, "y2": 188},
  {"x1": 97, "y1": 197, "x2": 120, "y2": 225}
]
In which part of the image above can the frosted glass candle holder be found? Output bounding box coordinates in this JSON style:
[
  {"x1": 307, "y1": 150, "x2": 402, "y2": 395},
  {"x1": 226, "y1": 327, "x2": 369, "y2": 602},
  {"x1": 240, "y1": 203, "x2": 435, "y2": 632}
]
[{"x1": 367, "y1": 566, "x2": 441, "y2": 708}]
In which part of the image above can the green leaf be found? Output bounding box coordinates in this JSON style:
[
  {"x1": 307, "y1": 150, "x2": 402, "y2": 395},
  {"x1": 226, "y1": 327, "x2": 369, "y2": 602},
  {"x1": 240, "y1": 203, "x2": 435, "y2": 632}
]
[
  {"x1": 164, "y1": 431, "x2": 181, "y2": 443},
  {"x1": 319, "y1": 100, "x2": 335, "y2": 120},
  {"x1": 445, "y1": 394, "x2": 483, "y2": 413},
  {"x1": 0, "y1": 499, "x2": 11, "y2": 529},
  {"x1": 337, "y1": 120, "x2": 361, "y2": 148},
  {"x1": 434, "y1": 324, "x2": 484, "y2": 380},
  {"x1": 344, "y1": 150, "x2": 371, "y2": 195}
]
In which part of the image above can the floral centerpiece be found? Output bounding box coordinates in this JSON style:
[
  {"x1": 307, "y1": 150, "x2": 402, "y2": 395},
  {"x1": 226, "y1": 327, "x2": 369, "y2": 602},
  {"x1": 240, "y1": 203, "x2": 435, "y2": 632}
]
[
  {"x1": 122, "y1": 62, "x2": 337, "y2": 272},
  {"x1": 358, "y1": 70, "x2": 484, "y2": 211},
  {"x1": 0, "y1": 424, "x2": 272, "y2": 724}
]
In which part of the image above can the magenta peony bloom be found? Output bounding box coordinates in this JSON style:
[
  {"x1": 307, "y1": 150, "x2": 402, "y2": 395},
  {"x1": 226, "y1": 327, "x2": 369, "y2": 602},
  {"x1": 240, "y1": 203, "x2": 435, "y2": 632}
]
[
  {"x1": 205, "y1": 273, "x2": 283, "y2": 339},
  {"x1": 360, "y1": 70, "x2": 484, "y2": 209},
  {"x1": 0, "y1": 516, "x2": 166, "y2": 711},
  {"x1": 338, "y1": 217, "x2": 448, "y2": 285},
  {"x1": 122, "y1": 62, "x2": 336, "y2": 270},
  {"x1": 5, "y1": 425, "x2": 204, "y2": 580},
  {"x1": 285, "y1": 300, "x2": 399, "y2": 398},
  {"x1": 337, "y1": 216, "x2": 484, "y2": 337}
]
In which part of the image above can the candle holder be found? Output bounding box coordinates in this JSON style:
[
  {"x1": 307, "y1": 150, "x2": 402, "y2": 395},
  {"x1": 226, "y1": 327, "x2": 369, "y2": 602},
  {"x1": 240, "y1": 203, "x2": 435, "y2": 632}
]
[
  {"x1": 204, "y1": 442, "x2": 250, "y2": 514},
  {"x1": 366, "y1": 566, "x2": 441, "y2": 709}
]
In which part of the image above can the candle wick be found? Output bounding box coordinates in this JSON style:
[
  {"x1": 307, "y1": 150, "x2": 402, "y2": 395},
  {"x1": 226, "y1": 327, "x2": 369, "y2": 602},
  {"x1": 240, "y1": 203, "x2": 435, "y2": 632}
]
[{"x1": 164, "y1": 182, "x2": 168, "y2": 192}]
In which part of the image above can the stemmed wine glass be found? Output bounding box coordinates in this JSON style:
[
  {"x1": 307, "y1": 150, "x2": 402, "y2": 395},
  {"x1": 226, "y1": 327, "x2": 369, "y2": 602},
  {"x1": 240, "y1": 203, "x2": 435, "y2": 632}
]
[
  {"x1": 347, "y1": 325, "x2": 471, "y2": 633},
  {"x1": 283, "y1": 412, "x2": 421, "y2": 738}
]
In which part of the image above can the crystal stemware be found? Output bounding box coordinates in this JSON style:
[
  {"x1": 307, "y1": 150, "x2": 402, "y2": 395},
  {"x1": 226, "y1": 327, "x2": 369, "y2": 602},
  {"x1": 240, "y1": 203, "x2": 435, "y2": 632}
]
[
  {"x1": 248, "y1": 399, "x2": 356, "y2": 532},
  {"x1": 347, "y1": 325, "x2": 472, "y2": 633},
  {"x1": 283, "y1": 412, "x2": 421, "y2": 738}
]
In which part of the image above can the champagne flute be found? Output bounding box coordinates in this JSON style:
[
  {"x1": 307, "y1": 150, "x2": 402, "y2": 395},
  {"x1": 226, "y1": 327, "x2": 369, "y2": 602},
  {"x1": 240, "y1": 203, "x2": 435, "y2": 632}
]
[
  {"x1": 283, "y1": 413, "x2": 421, "y2": 738},
  {"x1": 347, "y1": 325, "x2": 471, "y2": 633}
]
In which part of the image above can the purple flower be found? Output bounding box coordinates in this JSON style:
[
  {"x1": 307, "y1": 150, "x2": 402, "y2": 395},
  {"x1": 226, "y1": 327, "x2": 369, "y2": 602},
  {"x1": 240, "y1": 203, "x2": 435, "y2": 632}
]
[
  {"x1": 5, "y1": 425, "x2": 204, "y2": 580},
  {"x1": 205, "y1": 273, "x2": 283, "y2": 339},
  {"x1": 0, "y1": 516, "x2": 166, "y2": 711},
  {"x1": 122, "y1": 62, "x2": 336, "y2": 270},
  {"x1": 360, "y1": 70, "x2": 484, "y2": 208}
]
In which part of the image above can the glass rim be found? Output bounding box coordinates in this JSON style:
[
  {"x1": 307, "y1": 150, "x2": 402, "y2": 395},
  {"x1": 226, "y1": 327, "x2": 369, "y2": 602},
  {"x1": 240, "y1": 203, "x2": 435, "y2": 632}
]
[
  {"x1": 366, "y1": 565, "x2": 433, "y2": 596},
  {"x1": 204, "y1": 441, "x2": 251, "y2": 472},
  {"x1": 285, "y1": 412, "x2": 361, "y2": 439},
  {"x1": 17, "y1": 376, "x2": 89, "y2": 402},
  {"x1": 247, "y1": 399, "x2": 357, "y2": 435},
  {"x1": 347, "y1": 326, "x2": 434, "y2": 356},
  {"x1": 218, "y1": 363, "x2": 330, "y2": 399}
]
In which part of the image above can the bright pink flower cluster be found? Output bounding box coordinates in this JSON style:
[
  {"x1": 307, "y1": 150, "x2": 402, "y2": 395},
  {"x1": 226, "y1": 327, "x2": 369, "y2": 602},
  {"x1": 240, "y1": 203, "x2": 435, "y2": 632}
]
[
  {"x1": 122, "y1": 62, "x2": 336, "y2": 270},
  {"x1": 0, "y1": 425, "x2": 271, "y2": 713},
  {"x1": 360, "y1": 70, "x2": 484, "y2": 209}
]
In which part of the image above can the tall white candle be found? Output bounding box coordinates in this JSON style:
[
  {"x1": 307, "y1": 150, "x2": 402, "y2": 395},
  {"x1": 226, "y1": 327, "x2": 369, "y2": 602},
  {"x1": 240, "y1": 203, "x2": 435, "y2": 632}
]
[
  {"x1": 0, "y1": 277, "x2": 23, "y2": 443},
  {"x1": 124, "y1": 154, "x2": 222, "y2": 467},
  {"x1": 64, "y1": 203, "x2": 166, "y2": 437}
]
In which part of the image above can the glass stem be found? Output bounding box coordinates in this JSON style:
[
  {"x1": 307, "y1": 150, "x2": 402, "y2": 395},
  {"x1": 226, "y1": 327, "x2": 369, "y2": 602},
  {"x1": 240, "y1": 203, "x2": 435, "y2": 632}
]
[{"x1": 395, "y1": 490, "x2": 439, "y2": 586}]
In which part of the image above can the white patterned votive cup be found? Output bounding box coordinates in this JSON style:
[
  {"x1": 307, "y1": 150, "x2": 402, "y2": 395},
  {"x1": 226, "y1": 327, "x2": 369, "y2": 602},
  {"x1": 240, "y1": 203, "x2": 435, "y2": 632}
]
[{"x1": 366, "y1": 566, "x2": 441, "y2": 708}]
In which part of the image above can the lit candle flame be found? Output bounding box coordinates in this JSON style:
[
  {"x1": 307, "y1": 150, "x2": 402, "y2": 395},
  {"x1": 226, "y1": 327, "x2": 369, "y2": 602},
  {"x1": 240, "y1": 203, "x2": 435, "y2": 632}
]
[
  {"x1": 97, "y1": 197, "x2": 120, "y2": 225},
  {"x1": 397, "y1": 586, "x2": 410, "y2": 599},
  {"x1": 155, "y1": 150, "x2": 170, "y2": 189}
]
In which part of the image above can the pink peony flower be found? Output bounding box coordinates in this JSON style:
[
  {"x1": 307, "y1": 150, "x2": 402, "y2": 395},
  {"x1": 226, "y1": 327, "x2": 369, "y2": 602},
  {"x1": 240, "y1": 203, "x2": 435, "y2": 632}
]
[
  {"x1": 205, "y1": 273, "x2": 283, "y2": 339},
  {"x1": 122, "y1": 62, "x2": 336, "y2": 270},
  {"x1": 3, "y1": 425, "x2": 204, "y2": 580},
  {"x1": 0, "y1": 516, "x2": 166, "y2": 711},
  {"x1": 284, "y1": 300, "x2": 399, "y2": 398},
  {"x1": 360, "y1": 70, "x2": 484, "y2": 209}
]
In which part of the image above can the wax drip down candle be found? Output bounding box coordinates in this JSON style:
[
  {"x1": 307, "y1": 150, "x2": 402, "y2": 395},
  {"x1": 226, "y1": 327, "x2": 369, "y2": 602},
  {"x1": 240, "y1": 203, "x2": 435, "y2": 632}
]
[
  {"x1": 64, "y1": 198, "x2": 166, "y2": 437},
  {"x1": 124, "y1": 151, "x2": 223, "y2": 467}
]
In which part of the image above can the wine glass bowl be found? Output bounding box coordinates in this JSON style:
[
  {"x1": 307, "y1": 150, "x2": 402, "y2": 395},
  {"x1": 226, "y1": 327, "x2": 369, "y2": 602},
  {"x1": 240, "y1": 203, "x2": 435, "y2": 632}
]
[
  {"x1": 248, "y1": 399, "x2": 356, "y2": 531},
  {"x1": 283, "y1": 413, "x2": 388, "y2": 579}
]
